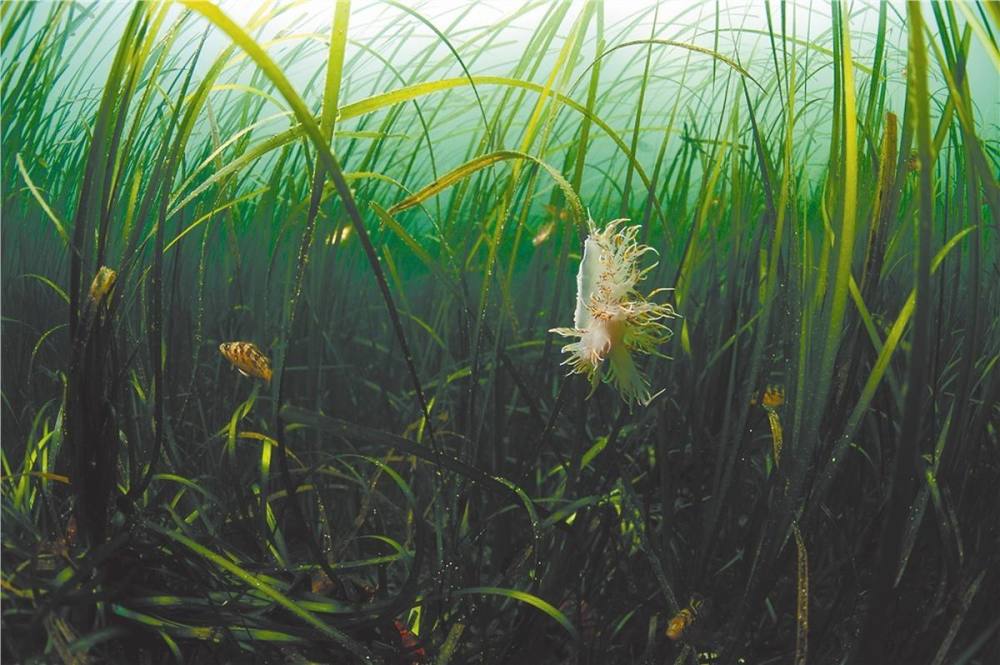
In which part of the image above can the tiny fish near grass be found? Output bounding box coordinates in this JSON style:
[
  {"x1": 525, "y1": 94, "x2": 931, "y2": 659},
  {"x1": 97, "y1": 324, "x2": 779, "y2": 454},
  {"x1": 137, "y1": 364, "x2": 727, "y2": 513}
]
[{"x1": 219, "y1": 341, "x2": 272, "y2": 382}]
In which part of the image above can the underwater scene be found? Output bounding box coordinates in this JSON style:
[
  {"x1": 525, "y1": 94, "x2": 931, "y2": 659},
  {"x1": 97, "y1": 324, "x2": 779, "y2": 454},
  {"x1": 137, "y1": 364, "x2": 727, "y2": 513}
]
[{"x1": 2, "y1": 1, "x2": 999, "y2": 663}]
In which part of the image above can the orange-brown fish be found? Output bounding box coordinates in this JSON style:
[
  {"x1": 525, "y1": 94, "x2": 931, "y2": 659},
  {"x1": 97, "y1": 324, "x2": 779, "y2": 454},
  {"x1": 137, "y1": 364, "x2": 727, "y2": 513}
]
[
  {"x1": 309, "y1": 569, "x2": 377, "y2": 604},
  {"x1": 311, "y1": 569, "x2": 336, "y2": 596},
  {"x1": 64, "y1": 515, "x2": 77, "y2": 547},
  {"x1": 558, "y1": 594, "x2": 599, "y2": 644},
  {"x1": 666, "y1": 595, "x2": 704, "y2": 641},
  {"x1": 219, "y1": 341, "x2": 272, "y2": 382},
  {"x1": 35, "y1": 515, "x2": 78, "y2": 571},
  {"x1": 543, "y1": 203, "x2": 570, "y2": 222},
  {"x1": 533, "y1": 220, "x2": 556, "y2": 247}
]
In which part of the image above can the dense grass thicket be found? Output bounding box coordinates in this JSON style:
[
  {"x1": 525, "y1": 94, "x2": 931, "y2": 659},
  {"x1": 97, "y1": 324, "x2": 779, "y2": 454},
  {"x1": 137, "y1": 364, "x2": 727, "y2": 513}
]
[{"x1": 2, "y1": 1, "x2": 999, "y2": 663}]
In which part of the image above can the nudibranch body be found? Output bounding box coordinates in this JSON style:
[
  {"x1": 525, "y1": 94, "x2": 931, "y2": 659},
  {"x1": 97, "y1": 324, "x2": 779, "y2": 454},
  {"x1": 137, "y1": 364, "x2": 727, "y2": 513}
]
[{"x1": 550, "y1": 219, "x2": 676, "y2": 405}]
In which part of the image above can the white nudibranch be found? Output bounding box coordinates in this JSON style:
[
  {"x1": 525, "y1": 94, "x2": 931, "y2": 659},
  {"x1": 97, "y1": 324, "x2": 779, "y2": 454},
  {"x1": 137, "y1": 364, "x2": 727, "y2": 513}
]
[{"x1": 550, "y1": 218, "x2": 677, "y2": 406}]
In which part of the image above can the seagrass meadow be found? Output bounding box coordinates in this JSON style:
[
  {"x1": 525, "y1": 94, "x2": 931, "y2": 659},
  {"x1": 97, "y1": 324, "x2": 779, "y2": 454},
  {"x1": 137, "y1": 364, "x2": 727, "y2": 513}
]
[{"x1": 2, "y1": 0, "x2": 999, "y2": 663}]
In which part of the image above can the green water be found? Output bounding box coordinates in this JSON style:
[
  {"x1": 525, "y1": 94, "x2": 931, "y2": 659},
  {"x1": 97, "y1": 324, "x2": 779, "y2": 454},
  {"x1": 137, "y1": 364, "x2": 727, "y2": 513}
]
[{"x1": 2, "y1": 2, "x2": 998, "y2": 663}]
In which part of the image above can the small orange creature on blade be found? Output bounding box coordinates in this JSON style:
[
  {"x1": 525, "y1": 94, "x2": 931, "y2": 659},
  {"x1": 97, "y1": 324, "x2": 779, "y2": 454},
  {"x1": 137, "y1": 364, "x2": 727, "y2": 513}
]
[
  {"x1": 393, "y1": 619, "x2": 427, "y2": 664},
  {"x1": 219, "y1": 341, "x2": 272, "y2": 383},
  {"x1": 88, "y1": 266, "x2": 117, "y2": 306},
  {"x1": 761, "y1": 384, "x2": 786, "y2": 410},
  {"x1": 666, "y1": 594, "x2": 705, "y2": 641}
]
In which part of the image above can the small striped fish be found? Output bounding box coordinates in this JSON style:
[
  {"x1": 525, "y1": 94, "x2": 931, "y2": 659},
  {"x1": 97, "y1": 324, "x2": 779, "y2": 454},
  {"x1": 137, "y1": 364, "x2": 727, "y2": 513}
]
[{"x1": 219, "y1": 341, "x2": 272, "y2": 383}]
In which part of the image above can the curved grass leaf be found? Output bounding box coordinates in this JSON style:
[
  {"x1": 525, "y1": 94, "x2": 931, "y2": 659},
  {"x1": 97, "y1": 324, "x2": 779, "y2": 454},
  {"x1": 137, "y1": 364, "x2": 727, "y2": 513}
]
[
  {"x1": 578, "y1": 38, "x2": 762, "y2": 91},
  {"x1": 811, "y1": 224, "x2": 977, "y2": 505},
  {"x1": 145, "y1": 522, "x2": 373, "y2": 658},
  {"x1": 387, "y1": 149, "x2": 586, "y2": 236},
  {"x1": 453, "y1": 585, "x2": 578, "y2": 641},
  {"x1": 15, "y1": 152, "x2": 70, "y2": 249}
]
